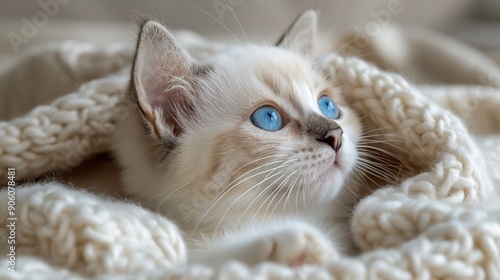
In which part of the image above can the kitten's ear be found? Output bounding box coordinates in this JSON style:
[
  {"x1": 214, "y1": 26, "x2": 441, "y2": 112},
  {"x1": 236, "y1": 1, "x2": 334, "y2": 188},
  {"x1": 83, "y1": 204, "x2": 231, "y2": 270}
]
[
  {"x1": 131, "y1": 20, "x2": 194, "y2": 140},
  {"x1": 276, "y1": 10, "x2": 317, "y2": 57}
]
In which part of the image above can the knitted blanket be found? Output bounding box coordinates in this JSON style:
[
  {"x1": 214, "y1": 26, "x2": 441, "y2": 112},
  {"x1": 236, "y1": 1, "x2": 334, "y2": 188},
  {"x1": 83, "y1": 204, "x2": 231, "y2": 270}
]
[{"x1": 1, "y1": 26, "x2": 500, "y2": 279}]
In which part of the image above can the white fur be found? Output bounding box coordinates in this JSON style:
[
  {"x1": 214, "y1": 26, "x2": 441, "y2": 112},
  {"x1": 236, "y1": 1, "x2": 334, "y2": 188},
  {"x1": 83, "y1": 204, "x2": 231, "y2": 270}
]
[{"x1": 114, "y1": 11, "x2": 362, "y2": 267}]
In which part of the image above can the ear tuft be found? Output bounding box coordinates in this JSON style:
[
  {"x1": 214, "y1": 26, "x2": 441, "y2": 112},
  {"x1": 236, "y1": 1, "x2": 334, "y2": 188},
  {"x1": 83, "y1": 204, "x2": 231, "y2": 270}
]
[
  {"x1": 276, "y1": 10, "x2": 317, "y2": 58},
  {"x1": 131, "y1": 20, "x2": 195, "y2": 140}
]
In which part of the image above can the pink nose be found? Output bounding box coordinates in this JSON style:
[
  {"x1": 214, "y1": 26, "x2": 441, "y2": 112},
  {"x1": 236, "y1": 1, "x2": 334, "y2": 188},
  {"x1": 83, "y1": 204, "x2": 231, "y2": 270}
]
[{"x1": 320, "y1": 128, "x2": 343, "y2": 152}]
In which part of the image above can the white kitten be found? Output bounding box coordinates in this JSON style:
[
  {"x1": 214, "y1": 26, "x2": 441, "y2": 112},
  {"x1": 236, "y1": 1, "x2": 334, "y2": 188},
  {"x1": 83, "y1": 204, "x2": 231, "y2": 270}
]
[{"x1": 114, "y1": 10, "x2": 362, "y2": 268}]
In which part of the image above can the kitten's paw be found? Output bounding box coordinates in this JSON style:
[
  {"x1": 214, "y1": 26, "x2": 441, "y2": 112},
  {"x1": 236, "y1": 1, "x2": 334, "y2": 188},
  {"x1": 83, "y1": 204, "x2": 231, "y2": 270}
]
[
  {"x1": 192, "y1": 222, "x2": 339, "y2": 268},
  {"x1": 261, "y1": 223, "x2": 337, "y2": 266}
]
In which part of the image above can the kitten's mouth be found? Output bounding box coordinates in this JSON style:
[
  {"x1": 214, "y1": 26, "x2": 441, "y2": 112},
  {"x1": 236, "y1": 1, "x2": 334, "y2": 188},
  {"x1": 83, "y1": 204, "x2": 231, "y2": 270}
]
[
  {"x1": 332, "y1": 151, "x2": 342, "y2": 168},
  {"x1": 311, "y1": 151, "x2": 343, "y2": 180}
]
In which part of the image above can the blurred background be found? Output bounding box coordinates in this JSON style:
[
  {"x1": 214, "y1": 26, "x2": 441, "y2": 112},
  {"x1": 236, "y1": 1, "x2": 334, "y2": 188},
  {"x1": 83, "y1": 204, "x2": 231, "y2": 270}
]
[{"x1": 1, "y1": 0, "x2": 500, "y2": 70}]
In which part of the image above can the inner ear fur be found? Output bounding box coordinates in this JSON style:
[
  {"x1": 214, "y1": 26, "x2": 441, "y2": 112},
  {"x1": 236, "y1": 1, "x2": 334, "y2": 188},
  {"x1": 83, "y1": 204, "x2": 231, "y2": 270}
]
[{"x1": 131, "y1": 20, "x2": 196, "y2": 140}]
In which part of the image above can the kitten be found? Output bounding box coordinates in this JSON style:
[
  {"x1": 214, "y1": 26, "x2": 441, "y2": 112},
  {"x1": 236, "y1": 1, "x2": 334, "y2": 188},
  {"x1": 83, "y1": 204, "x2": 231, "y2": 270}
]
[{"x1": 114, "y1": 10, "x2": 362, "y2": 268}]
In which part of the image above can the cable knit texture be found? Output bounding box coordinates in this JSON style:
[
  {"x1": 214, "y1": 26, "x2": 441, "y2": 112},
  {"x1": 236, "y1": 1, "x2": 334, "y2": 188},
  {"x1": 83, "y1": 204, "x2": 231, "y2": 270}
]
[{"x1": 1, "y1": 31, "x2": 500, "y2": 279}]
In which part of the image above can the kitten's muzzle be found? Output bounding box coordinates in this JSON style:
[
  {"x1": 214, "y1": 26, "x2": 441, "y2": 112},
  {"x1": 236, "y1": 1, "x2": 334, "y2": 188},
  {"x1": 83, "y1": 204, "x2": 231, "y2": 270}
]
[{"x1": 318, "y1": 128, "x2": 343, "y2": 152}]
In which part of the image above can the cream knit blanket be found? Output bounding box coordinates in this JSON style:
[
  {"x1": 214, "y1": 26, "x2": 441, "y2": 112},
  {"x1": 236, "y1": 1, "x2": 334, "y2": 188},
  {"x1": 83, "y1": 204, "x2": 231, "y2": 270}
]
[{"x1": 1, "y1": 27, "x2": 500, "y2": 279}]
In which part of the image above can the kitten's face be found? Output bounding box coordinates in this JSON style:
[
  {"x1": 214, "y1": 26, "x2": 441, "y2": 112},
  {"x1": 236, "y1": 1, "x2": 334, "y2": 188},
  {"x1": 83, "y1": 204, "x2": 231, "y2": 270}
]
[
  {"x1": 181, "y1": 46, "x2": 361, "y2": 208},
  {"x1": 115, "y1": 12, "x2": 361, "y2": 232}
]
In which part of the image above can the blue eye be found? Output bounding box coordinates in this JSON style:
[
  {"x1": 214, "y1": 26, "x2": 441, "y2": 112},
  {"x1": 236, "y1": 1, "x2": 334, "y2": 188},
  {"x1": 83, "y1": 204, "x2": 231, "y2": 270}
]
[
  {"x1": 250, "y1": 106, "x2": 284, "y2": 131},
  {"x1": 317, "y1": 96, "x2": 340, "y2": 119}
]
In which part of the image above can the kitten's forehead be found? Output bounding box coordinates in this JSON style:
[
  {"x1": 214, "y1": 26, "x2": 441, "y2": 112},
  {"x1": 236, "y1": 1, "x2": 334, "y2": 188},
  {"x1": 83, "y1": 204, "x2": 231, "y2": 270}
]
[
  {"x1": 256, "y1": 55, "x2": 320, "y2": 115},
  {"x1": 208, "y1": 45, "x2": 324, "y2": 115}
]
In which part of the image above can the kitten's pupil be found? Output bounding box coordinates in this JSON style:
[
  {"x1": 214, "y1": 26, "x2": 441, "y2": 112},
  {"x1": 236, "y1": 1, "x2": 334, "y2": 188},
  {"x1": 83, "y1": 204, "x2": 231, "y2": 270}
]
[
  {"x1": 250, "y1": 106, "x2": 284, "y2": 131},
  {"x1": 318, "y1": 96, "x2": 340, "y2": 119}
]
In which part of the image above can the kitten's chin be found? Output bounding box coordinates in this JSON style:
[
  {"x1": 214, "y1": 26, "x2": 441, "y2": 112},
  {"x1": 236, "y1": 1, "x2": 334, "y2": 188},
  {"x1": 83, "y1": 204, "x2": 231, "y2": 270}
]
[
  {"x1": 332, "y1": 150, "x2": 347, "y2": 171},
  {"x1": 320, "y1": 166, "x2": 346, "y2": 188},
  {"x1": 323, "y1": 149, "x2": 351, "y2": 174},
  {"x1": 316, "y1": 149, "x2": 357, "y2": 193}
]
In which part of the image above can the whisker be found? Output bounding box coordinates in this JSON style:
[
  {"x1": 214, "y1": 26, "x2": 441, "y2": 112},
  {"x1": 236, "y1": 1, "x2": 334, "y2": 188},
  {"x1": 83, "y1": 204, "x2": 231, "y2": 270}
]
[
  {"x1": 153, "y1": 154, "x2": 288, "y2": 209},
  {"x1": 357, "y1": 144, "x2": 414, "y2": 164},
  {"x1": 283, "y1": 173, "x2": 300, "y2": 216},
  {"x1": 223, "y1": 0, "x2": 248, "y2": 44},
  {"x1": 155, "y1": 179, "x2": 194, "y2": 213},
  {"x1": 353, "y1": 163, "x2": 384, "y2": 189},
  {"x1": 302, "y1": 173, "x2": 312, "y2": 219},
  {"x1": 190, "y1": 157, "x2": 297, "y2": 237},
  {"x1": 267, "y1": 169, "x2": 300, "y2": 220},
  {"x1": 260, "y1": 177, "x2": 287, "y2": 221},
  {"x1": 249, "y1": 167, "x2": 296, "y2": 224},
  {"x1": 356, "y1": 161, "x2": 396, "y2": 182},
  {"x1": 239, "y1": 162, "x2": 298, "y2": 220},
  {"x1": 357, "y1": 159, "x2": 405, "y2": 176},
  {"x1": 216, "y1": 159, "x2": 299, "y2": 230},
  {"x1": 357, "y1": 147, "x2": 414, "y2": 171},
  {"x1": 184, "y1": 0, "x2": 243, "y2": 45},
  {"x1": 334, "y1": 169, "x2": 370, "y2": 212},
  {"x1": 358, "y1": 137, "x2": 424, "y2": 154}
]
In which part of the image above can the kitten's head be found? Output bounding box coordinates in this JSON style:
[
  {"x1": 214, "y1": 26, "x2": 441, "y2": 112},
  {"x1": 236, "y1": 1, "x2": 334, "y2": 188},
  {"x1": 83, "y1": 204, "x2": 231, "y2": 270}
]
[{"x1": 115, "y1": 11, "x2": 361, "y2": 233}]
